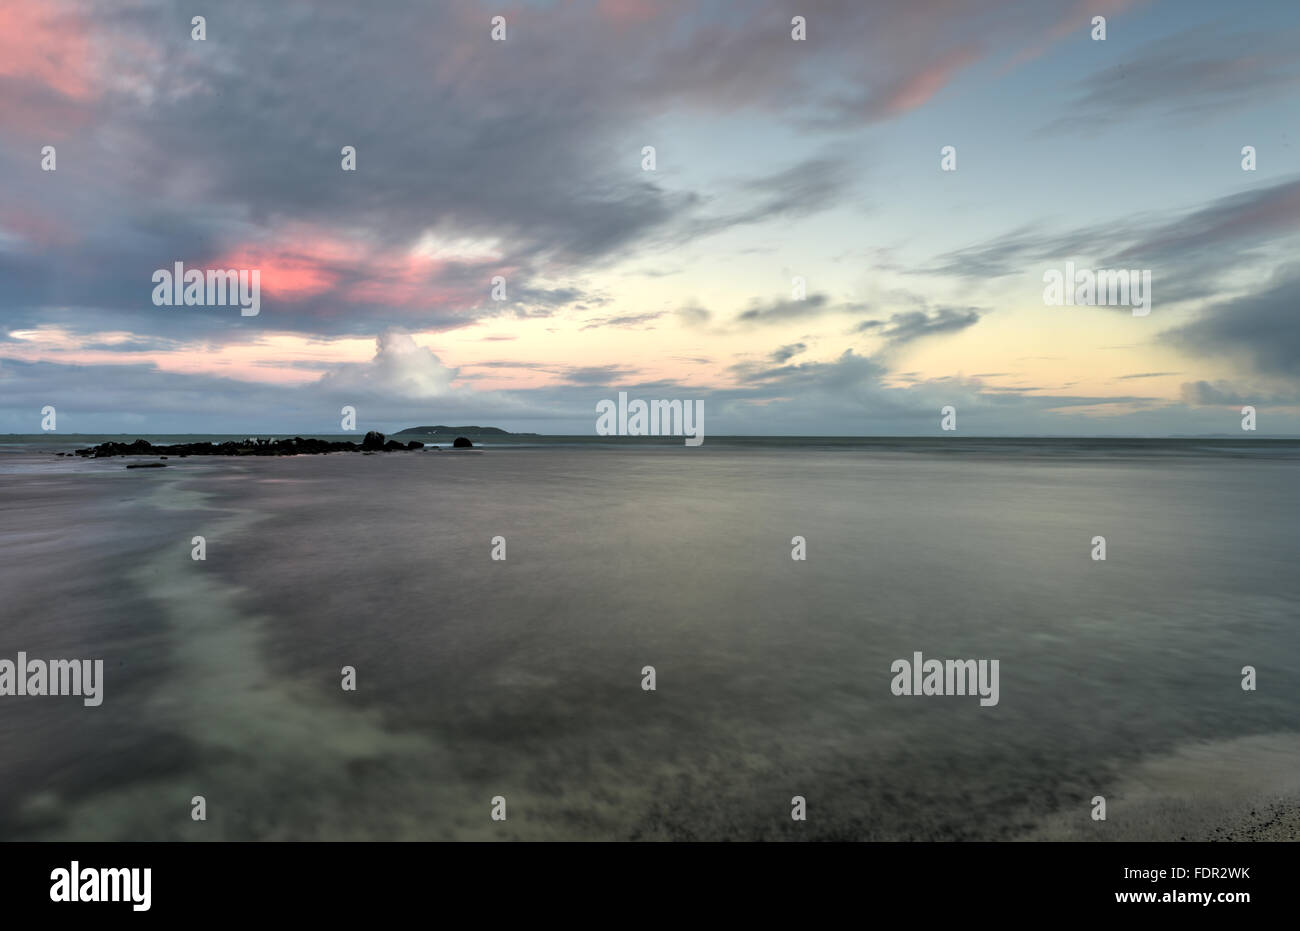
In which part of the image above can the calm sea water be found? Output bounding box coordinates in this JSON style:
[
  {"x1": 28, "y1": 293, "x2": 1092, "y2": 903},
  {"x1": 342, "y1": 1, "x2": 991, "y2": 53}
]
[{"x1": 1, "y1": 438, "x2": 1298, "y2": 840}]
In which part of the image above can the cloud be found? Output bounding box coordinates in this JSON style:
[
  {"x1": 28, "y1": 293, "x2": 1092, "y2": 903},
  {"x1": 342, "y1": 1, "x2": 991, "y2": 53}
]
[
  {"x1": 580, "y1": 312, "x2": 665, "y2": 331},
  {"x1": 690, "y1": 154, "x2": 858, "y2": 235},
  {"x1": 675, "y1": 305, "x2": 711, "y2": 327},
  {"x1": 1179, "y1": 380, "x2": 1300, "y2": 407},
  {"x1": 0, "y1": 1, "x2": 98, "y2": 137},
  {"x1": 1164, "y1": 264, "x2": 1300, "y2": 378},
  {"x1": 735, "y1": 293, "x2": 831, "y2": 325},
  {"x1": 829, "y1": 44, "x2": 983, "y2": 122},
  {"x1": 0, "y1": 0, "x2": 1153, "y2": 342},
  {"x1": 1180, "y1": 381, "x2": 1249, "y2": 406},
  {"x1": 1052, "y1": 24, "x2": 1300, "y2": 128},
  {"x1": 560, "y1": 365, "x2": 640, "y2": 385},
  {"x1": 925, "y1": 177, "x2": 1300, "y2": 307},
  {"x1": 770, "y1": 343, "x2": 807, "y2": 363},
  {"x1": 4, "y1": 340, "x2": 1298, "y2": 437},
  {"x1": 317, "y1": 328, "x2": 458, "y2": 398},
  {"x1": 855, "y1": 307, "x2": 983, "y2": 345},
  {"x1": 6, "y1": 0, "x2": 1297, "y2": 438}
]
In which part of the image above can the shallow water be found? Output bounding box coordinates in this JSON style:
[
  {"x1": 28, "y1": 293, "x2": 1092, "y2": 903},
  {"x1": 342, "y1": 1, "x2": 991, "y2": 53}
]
[{"x1": 1, "y1": 444, "x2": 1297, "y2": 839}]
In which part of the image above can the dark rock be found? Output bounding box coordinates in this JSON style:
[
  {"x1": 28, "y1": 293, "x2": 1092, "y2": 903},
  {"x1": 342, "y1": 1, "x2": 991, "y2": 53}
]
[
  {"x1": 74, "y1": 433, "x2": 426, "y2": 459},
  {"x1": 98, "y1": 438, "x2": 152, "y2": 458},
  {"x1": 452, "y1": 436, "x2": 473, "y2": 448},
  {"x1": 126, "y1": 462, "x2": 167, "y2": 469},
  {"x1": 405, "y1": 441, "x2": 424, "y2": 450}
]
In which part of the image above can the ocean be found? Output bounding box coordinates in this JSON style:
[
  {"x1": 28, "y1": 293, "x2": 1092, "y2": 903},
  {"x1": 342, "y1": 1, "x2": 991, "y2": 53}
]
[{"x1": 1, "y1": 436, "x2": 1298, "y2": 840}]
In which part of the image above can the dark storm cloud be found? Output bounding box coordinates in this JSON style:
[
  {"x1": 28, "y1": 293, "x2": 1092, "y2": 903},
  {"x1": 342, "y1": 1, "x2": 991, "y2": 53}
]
[
  {"x1": 1179, "y1": 381, "x2": 1249, "y2": 406},
  {"x1": 1164, "y1": 264, "x2": 1300, "y2": 377},
  {"x1": 1179, "y1": 380, "x2": 1300, "y2": 407}
]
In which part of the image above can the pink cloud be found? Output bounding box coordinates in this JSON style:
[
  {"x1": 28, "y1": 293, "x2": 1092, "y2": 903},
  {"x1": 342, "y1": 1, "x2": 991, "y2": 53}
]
[
  {"x1": 879, "y1": 44, "x2": 983, "y2": 116},
  {"x1": 1009, "y1": 0, "x2": 1143, "y2": 68},
  {"x1": 596, "y1": 0, "x2": 662, "y2": 27},
  {"x1": 212, "y1": 228, "x2": 366, "y2": 302},
  {"x1": 0, "y1": 205, "x2": 78, "y2": 248},
  {"x1": 0, "y1": 328, "x2": 338, "y2": 386},
  {"x1": 0, "y1": 2, "x2": 96, "y2": 136},
  {"x1": 214, "y1": 245, "x2": 345, "y2": 301},
  {"x1": 208, "y1": 227, "x2": 494, "y2": 313},
  {"x1": 0, "y1": 2, "x2": 93, "y2": 99}
]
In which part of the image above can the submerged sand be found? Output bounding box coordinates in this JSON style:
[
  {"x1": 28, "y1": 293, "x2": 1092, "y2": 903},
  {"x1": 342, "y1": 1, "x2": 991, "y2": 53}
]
[{"x1": 1022, "y1": 733, "x2": 1300, "y2": 841}]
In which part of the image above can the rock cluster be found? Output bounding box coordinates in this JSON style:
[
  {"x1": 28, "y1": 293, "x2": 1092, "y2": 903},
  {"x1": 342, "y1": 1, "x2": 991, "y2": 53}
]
[{"x1": 74, "y1": 434, "x2": 426, "y2": 458}]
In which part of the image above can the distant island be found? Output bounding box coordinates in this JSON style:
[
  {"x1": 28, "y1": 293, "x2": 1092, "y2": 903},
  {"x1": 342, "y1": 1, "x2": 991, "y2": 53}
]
[{"x1": 395, "y1": 426, "x2": 536, "y2": 436}]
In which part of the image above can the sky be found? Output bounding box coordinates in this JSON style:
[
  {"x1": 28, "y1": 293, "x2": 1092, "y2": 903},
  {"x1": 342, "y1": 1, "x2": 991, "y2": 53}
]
[{"x1": 2, "y1": 0, "x2": 1299, "y2": 436}]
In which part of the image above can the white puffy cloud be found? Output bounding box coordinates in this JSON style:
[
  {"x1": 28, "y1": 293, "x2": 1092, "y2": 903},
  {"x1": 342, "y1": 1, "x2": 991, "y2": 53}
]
[{"x1": 318, "y1": 329, "x2": 458, "y2": 399}]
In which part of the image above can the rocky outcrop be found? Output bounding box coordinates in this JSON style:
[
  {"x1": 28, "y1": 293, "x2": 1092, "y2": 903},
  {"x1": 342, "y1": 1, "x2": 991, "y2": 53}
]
[
  {"x1": 452, "y1": 436, "x2": 473, "y2": 448},
  {"x1": 74, "y1": 436, "x2": 428, "y2": 458}
]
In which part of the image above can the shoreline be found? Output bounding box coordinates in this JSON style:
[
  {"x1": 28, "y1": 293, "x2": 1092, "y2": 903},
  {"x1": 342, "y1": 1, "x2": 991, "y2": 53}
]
[{"x1": 1020, "y1": 734, "x2": 1300, "y2": 842}]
